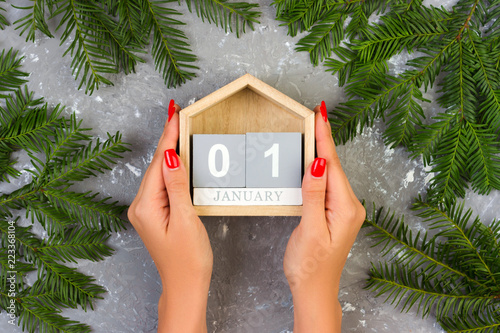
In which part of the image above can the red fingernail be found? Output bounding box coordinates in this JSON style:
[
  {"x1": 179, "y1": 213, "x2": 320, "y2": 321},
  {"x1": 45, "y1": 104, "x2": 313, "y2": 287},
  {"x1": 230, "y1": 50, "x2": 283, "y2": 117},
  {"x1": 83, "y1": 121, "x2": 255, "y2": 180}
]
[
  {"x1": 311, "y1": 158, "x2": 326, "y2": 178},
  {"x1": 320, "y1": 101, "x2": 327, "y2": 122},
  {"x1": 168, "y1": 99, "x2": 175, "y2": 122},
  {"x1": 164, "y1": 149, "x2": 179, "y2": 169}
]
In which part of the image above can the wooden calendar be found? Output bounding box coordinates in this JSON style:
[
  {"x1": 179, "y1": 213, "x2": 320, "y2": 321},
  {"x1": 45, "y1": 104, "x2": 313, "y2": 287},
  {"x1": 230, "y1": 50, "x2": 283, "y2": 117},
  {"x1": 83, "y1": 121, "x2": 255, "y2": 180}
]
[{"x1": 179, "y1": 74, "x2": 315, "y2": 216}]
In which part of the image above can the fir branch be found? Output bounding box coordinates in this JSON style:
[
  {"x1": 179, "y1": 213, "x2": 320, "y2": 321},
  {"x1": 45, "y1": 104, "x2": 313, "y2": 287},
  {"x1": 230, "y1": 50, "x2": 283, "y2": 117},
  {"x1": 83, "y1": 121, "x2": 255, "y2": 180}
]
[
  {"x1": 0, "y1": 50, "x2": 129, "y2": 332},
  {"x1": 295, "y1": 8, "x2": 345, "y2": 66},
  {"x1": 0, "y1": 149, "x2": 18, "y2": 182},
  {"x1": 144, "y1": 0, "x2": 198, "y2": 87},
  {"x1": 352, "y1": 14, "x2": 448, "y2": 64},
  {"x1": 0, "y1": 86, "x2": 45, "y2": 127},
  {"x1": 273, "y1": 0, "x2": 330, "y2": 37},
  {"x1": 382, "y1": 83, "x2": 427, "y2": 148},
  {"x1": 410, "y1": 112, "x2": 457, "y2": 166},
  {"x1": 368, "y1": 263, "x2": 494, "y2": 318},
  {"x1": 17, "y1": 298, "x2": 92, "y2": 333},
  {"x1": 0, "y1": 49, "x2": 29, "y2": 98},
  {"x1": 13, "y1": 0, "x2": 54, "y2": 42},
  {"x1": 469, "y1": 29, "x2": 500, "y2": 128},
  {"x1": 8, "y1": 0, "x2": 261, "y2": 92},
  {"x1": 414, "y1": 199, "x2": 500, "y2": 288},
  {"x1": 465, "y1": 122, "x2": 500, "y2": 194},
  {"x1": 184, "y1": 0, "x2": 261, "y2": 38},
  {"x1": 43, "y1": 189, "x2": 127, "y2": 232},
  {"x1": 324, "y1": 46, "x2": 358, "y2": 87},
  {"x1": 426, "y1": 118, "x2": 469, "y2": 204},
  {"x1": 0, "y1": 0, "x2": 8, "y2": 29},
  {"x1": 441, "y1": 311, "x2": 500, "y2": 333},
  {"x1": 25, "y1": 196, "x2": 74, "y2": 236},
  {"x1": 91, "y1": 7, "x2": 146, "y2": 75},
  {"x1": 284, "y1": 0, "x2": 500, "y2": 202},
  {"x1": 364, "y1": 204, "x2": 490, "y2": 291},
  {"x1": 116, "y1": 0, "x2": 150, "y2": 46},
  {"x1": 366, "y1": 200, "x2": 500, "y2": 330},
  {"x1": 53, "y1": 0, "x2": 117, "y2": 95},
  {"x1": 37, "y1": 257, "x2": 107, "y2": 310},
  {"x1": 38, "y1": 226, "x2": 113, "y2": 263},
  {"x1": 0, "y1": 104, "x2": 64, "y2": 153},
  {"x1": 40, "y1": 132, "x2": 130, "y2": 188}
]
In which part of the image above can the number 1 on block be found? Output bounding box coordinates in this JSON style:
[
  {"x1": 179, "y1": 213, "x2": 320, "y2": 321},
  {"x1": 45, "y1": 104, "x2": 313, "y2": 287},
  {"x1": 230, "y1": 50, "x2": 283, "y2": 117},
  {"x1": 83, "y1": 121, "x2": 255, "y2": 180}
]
[{"x1": 264, "y1": 143, "x2": 279, "y2": 178}]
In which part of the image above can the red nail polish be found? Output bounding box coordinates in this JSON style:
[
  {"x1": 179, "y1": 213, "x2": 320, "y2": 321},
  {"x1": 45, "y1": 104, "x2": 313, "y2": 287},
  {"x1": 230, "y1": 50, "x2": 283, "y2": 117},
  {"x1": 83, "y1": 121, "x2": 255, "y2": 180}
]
[
  {"x1": 311, "y1": 158, "x2": 326, "y2": 178},
  {"x1": 320, "y1": 101, "x2": 328, "y2": 122},
  {"x1": 164, "y1": 149, "x2": 179, "y2": 169},
  {"x1": 168, "y1": 99, "x2": 175, "y2": 122}
]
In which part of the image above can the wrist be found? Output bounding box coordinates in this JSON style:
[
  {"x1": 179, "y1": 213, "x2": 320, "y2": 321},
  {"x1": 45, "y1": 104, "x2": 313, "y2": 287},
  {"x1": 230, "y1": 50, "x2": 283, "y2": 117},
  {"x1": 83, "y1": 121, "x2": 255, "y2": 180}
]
[
  {"x1": 158, "y1": 281, "x2": 210, "y2": 333},
  {"x1": 291, "y1": 286, "x2": 341, "y2": 333}
]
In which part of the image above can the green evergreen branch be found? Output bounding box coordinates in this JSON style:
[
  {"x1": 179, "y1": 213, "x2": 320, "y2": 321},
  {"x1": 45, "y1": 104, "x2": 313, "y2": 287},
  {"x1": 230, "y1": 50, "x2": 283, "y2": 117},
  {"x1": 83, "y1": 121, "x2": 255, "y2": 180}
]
[
  {"x1": 353, "y1": 21, "x2": 447, "y2": 64},
  {"x1": 13, "y1": 0, "x2": 54, "y2": 42},
  {"x1": 273, "y1": 0, "x2": 327, "y2": 36},
  {"x1": 410, "y1": 113, "x2": 455, "y2": 165},
  {"x1": 368, "y1": 267, "x2": 494, "y2": 318},
  {"x1": 0, "y1": 0, "x2": 8, "y2": 29},
  {"x1": 37, "y1": 226, "x2": 113, "y2": 263},
  {"x1": 0, "y1": 50, "x2": 129, "y2": 331},
  {"x1": 0, "y1": 49, "x2": 29, "y2": 98},
  {"x1": 42, "y1": 113, "x2": 91, "y2": 166},
  {"x1": 43, "y1": 189, "x2": 127, "y2": 231},
  {"x1": 440, "y1": 309, "x2": 500, "y2": 333},
  {"x1": 92, "y1": 9, "x2": 146, "y2": 74},
  {"x1": 383, "y1": 83, "x2": 427, "y2": 148},
  {"x1": 295, "y1": 9, "x2": 345, "y2": 66},
  {"x1": 18, "y1": 298, "x2": 91, "y2": 333},
  {"x1": 145, "y1": 0, "x2": 198, "y2": 87},
  {"x1": 282, "y1": 0, "x2": 500, "y2": 202},
  {"x1": 0, "y1": 105, "x2": 64, "y2": 153},
  {"x1": 1, "y1": 198, "x2": 108, "y2": 310},
  {"x1": 364, "y1": 205, "x2": 489, "y2": 290},
  {"x1": 465, "y1": 122, "x2": 500, "y2": 194},
  {"x1": 427, "y1": 118, "x2": 468, "y2": 203},
  {"x1": 1, "y1": 87, "x2": 45, "y2": 126},
  {"x1": 366, "y1": 200, "x2": 500, "y2": 330},
  {"x1": 468, "y1": 29, "x2": 500, "y2": 128},
  {"x1": 0, "y1": 149, "x2": 18, "y2": 182},
  {"x1": 26, "y1": 196, "x2": 74, "y2": 235},
  {"x1": 42, "y1": 132, "x2": 130, "y2": 188},
  {"x1": 37, "y1": 256, "x2": 106, "y2": 310},
  {"x1": 414, "y1": 199, "x2": 500, "y2": 288},
  {"x1": 55, "y1": 0, "x2": 117, "y2": 95},
  {"x1": 5, "y1": 0, "x2": 260, "y2": 92},
  {"x1": 184, "y1": 0, "x2": 261, "y2": 38}
]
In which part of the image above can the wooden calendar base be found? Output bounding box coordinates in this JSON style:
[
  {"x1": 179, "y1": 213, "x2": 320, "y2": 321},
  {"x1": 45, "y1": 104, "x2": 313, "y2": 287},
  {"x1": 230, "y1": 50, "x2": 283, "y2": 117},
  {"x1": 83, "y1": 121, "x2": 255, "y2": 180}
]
[{"x1": 193, "y1": 188, "x2": 302, "y2": 206}]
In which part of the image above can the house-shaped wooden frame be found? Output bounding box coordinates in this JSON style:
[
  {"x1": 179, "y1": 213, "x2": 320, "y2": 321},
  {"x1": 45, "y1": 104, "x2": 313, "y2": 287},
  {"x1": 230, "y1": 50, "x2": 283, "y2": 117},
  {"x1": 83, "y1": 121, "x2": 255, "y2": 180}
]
[{"x1": 179, "y1": 74, "x2": 315, "y2": 216}]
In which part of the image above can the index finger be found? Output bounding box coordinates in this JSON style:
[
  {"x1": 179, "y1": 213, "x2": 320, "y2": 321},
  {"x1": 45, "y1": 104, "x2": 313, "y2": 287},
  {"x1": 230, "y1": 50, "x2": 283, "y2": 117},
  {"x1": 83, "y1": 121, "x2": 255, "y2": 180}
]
[{"x1": 312, "y1": 104, "x2": 353, "y2": 206}]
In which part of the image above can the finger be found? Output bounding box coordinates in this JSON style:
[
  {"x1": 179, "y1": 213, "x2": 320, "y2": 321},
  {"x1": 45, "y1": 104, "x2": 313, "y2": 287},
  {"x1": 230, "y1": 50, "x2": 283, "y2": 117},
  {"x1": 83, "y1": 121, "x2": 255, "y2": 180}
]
[
  {"x1": 301, "y1": 157, "x2": 327, "y2": 225},
  {"x1": 312, "y1": 104, "x2": 351, "y2": 205},
  {"x1": 162, "y1": 149, "x2": 194, "y2": 210},
  {"x1": 138, "y1": 102, "x2": 182, "y2": 201}
]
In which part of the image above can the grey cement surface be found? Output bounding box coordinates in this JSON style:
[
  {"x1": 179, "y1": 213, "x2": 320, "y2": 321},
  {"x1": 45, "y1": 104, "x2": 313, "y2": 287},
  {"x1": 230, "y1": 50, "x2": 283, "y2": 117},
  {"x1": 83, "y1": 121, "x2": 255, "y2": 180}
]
[{"x1": 1, "y1": 0, "x2": 499, "y2": 332}]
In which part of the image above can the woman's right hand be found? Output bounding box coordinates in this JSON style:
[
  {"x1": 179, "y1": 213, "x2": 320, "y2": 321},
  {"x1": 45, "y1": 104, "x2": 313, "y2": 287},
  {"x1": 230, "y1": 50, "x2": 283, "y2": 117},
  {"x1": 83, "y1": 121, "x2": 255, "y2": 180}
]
[{"x1": 127, "y1": 101, "x2": 213, "y2": 333}]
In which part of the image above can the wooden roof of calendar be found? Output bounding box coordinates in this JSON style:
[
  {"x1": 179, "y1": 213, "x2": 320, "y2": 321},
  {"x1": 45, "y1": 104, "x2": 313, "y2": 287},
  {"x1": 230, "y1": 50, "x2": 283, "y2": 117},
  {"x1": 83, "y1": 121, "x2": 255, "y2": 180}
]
[{"x1": 180, "y1": 74, "x2": 314, "y2": 120}]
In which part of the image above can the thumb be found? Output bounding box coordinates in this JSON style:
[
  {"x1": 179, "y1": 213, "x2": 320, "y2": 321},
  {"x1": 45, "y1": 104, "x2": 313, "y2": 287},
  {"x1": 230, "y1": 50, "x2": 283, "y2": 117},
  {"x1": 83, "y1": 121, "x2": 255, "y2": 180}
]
[
  {"x1": 301, "y1": 158, "x2": 327, "y2": 222},
  {"x1": 162, "y1": 149, "x2": 194, "y2": 209}
]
